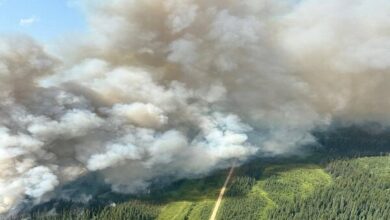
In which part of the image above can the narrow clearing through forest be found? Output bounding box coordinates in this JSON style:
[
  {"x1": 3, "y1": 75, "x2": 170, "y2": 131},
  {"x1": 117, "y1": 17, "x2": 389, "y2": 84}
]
[{"x1": 209, "y1": 165, "x2": 235, "y2": 220}]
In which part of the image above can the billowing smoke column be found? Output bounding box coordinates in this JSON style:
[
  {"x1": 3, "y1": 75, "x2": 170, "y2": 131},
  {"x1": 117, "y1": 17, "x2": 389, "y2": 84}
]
[{"x1": 1, "y1": 0, "x2": 390, "y2": 214}]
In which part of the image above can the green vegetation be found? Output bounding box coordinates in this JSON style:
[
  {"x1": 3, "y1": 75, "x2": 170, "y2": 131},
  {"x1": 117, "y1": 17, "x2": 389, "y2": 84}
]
[
  {"x1": 186, "y1": 200, "x2": 214, "y2": 220},
  {"x1": 217, "y1": 164, "x2": 332, "y2": 220},
  {"x1": 261, "y1": 164, "x2": 332, "y2": 203},
  {"x1": 226, "y1": 176, "x2": 256, "y2": 197},
  {"x1": 29, "y1": 201, "x2": 160, "y2": 220},
  {"x1": 157, "y1": 200, "x2": 214, "y2": 220},
  {"x1": 269, "y1": 157, "x2": 390, "y2": 220},
  {"x1": 158, "y1": 202, "x2": 192, "y2": 220},
  {"x1": 218, "y1": 195, "x2": 268, "y2": 220}
]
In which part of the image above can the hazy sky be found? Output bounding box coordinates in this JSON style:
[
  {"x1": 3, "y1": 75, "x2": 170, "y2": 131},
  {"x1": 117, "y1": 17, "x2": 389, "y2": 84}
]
[{"x1": 0, "y1": 0, "x2": 85, "y2": 42}]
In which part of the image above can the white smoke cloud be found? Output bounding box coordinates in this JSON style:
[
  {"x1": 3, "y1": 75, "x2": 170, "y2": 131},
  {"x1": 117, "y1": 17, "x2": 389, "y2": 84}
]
[
  {"x1": 0, "y1": 0, "x2": 389, "y2": 215},
  {"x1": 23, "y1": 166, "x2": 59, "y2": 199},
  {"x1": 110, "y1": 103, "x2": 168, "y2": 128},
  {"x1": 87, "y1": 143, "x2": 142, "y2": 171},
  {"x1": 165, "y1": 0, "x2": 198, "y2": 33}
]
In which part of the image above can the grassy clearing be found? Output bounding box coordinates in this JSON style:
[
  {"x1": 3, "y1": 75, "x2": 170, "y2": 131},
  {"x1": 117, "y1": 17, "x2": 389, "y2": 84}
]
[
  {"x1": 249, "y1": 185, "x2": 276, "y2": 220},
  {"x1": 157, "y1": 200, "x2": 214, "y2": 220},
  {"x1": 261, "y1": 164, "x2": 332, "y2": 203},
  {"x1": 256, "y1": 164, "x2": 331, "y2": 218},
  {"x1": 158, "y1": 202, "x2": 193, "y2": 220},
  {"x1": 187, "y1": 200, "x2": 214, "y2": 220}
]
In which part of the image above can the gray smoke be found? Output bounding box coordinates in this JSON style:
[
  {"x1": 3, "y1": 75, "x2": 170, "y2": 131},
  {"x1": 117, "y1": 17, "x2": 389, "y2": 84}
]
[{"x1": 1, "y1": 0, "x2": 390, "y2": 214}]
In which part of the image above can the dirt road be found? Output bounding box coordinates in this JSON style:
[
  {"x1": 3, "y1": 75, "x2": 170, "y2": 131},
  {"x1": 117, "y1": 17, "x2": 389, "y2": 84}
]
[{"x1": 209, "y1": 165, "x2": 235, "y2": 220}]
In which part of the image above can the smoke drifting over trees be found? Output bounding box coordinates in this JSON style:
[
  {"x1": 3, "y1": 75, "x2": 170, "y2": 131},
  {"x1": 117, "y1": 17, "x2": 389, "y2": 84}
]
[{"x1": 0, "y1": 0, "x2": 389, "y2": 215}]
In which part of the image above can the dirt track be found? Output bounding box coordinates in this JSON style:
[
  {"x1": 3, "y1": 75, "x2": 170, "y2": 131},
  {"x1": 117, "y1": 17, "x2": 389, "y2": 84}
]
[{"x1": 209, "y1": 165, "x2": 235, "y2": 220}]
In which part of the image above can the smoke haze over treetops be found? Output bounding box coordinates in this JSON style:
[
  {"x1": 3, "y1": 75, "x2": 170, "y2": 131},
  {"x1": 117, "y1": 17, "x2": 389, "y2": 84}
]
[{"x1": 1, "y1": 0, "x2": 390, "y2": 214}]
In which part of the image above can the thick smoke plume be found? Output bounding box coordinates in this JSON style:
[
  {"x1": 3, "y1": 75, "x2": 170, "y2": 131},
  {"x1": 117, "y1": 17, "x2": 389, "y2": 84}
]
[{"x1": 1, "y1": 0, "x2": 390, "y2": 214}]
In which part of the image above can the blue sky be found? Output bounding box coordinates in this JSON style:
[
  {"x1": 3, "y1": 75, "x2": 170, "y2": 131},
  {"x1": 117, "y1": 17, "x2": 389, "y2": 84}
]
[{"x1": 0, "y1": 0, "x2": 86, "y2": 42}]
